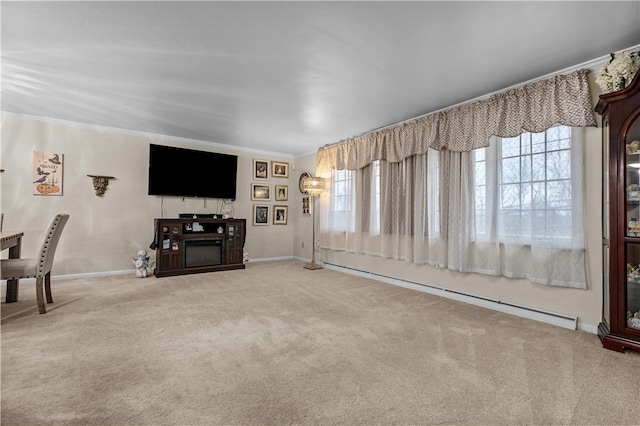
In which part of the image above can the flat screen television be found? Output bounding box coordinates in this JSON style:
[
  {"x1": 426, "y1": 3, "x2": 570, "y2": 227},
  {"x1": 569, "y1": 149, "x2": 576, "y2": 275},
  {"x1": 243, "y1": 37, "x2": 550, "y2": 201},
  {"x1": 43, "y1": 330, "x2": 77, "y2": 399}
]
[{"x1": 148, "y1": 144, "x2": 238, "y2": 200}]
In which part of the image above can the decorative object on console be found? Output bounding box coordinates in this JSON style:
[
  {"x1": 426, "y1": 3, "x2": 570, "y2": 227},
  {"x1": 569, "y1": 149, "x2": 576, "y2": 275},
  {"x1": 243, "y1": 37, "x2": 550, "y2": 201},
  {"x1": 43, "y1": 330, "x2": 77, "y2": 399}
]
[
  {"x1": 272, "y1": 161, "x2": 289, "y2": 178},
  {"x1": 87, "y1": 175, "x2": 115, "y2": 196},
  {"x1": 33, "y1": 151, "x2": 63, "y2": 196},
  {"x1": 221, "y1": 199, "x2": 234, "y2": 219},
  {"x1": 595, "y1": 48, "x2": 640, "y2": 93},
  {"x1": 301, "y1": 175, "x2": 325, "y2": 270}
]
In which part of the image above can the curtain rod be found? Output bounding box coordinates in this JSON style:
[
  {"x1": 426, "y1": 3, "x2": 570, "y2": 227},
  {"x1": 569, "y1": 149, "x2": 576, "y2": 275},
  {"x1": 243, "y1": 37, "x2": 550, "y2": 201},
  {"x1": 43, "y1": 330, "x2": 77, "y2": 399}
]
[{"x1": 324, "y1": 43, "x2": 640, "y2": 148}]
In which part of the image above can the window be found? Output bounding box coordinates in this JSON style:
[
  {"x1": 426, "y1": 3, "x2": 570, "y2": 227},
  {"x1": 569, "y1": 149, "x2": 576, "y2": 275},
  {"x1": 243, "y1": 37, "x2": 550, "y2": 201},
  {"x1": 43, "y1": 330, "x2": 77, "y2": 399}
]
[
  {"x1": 475, "y1": 125, "x2": 577, "y2": 244},
  {"x1": 370, "y1": 160, "x2": 381, "y2": 235},
  {"x1": 330, "y1": 169, "x2": 354, "y2": 231}
]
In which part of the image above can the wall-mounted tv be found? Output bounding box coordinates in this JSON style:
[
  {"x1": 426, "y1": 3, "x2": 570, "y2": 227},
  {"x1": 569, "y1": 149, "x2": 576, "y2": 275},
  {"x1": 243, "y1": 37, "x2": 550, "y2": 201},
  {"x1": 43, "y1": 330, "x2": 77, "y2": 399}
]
[{"x1": 148, "y1": 144, "x2": 238, "y2": 200}]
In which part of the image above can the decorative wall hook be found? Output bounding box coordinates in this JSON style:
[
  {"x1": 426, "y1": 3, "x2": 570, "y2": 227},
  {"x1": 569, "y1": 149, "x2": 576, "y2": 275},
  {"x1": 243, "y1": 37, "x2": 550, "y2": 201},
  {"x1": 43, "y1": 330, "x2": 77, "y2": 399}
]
[{"x1": 87, "y1": 175, "x2": 115, "y2": 196}]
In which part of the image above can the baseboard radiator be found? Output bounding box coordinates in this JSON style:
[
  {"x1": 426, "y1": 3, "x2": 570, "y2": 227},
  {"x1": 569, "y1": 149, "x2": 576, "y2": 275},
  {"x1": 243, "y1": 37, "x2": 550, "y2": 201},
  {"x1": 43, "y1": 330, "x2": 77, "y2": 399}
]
[{"x1": 323, "y1": 262, "x2": 579, "y2": 331}]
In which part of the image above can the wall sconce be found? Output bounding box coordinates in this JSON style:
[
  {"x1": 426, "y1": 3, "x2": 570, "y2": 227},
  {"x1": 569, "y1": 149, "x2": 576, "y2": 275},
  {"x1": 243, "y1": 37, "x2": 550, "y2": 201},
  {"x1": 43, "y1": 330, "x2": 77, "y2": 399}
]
[{"x1": 87, "y1": 175, "x2": 115, "y2": 197}]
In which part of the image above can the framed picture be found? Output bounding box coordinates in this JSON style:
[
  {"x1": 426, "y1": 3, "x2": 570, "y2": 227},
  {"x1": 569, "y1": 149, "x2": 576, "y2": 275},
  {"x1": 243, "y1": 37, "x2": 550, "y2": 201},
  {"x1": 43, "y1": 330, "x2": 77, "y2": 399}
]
[
  {"x1": 253, "y1": 205, "x2": 269, "y2": 226},
  {"x1": 253, "y1": 159, "x2": 269, "y2": 180},
  {"x1": 302, "y1": 196, "x2": 312, "y2": 214},
  {"x1": 275, "y1": 185, "x2": 288, "y2": 201},
  {"x1": 33, "y1": 151, "x2": 63, "y2": 196},
  {"x1": 272, "y1": 161, "x2": 289, "y2": 178},
  {"x1": 251, "y1": 183, "x2": 271, "y2": 200},
  {"x1": 273, "y1": 205, "x2": 288, "y2": 225}
]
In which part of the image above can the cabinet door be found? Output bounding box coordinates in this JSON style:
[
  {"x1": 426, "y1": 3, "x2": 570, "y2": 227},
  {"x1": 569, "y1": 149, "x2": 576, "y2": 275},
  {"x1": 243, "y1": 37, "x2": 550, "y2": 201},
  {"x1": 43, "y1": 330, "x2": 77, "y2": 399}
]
[
  {"x1": 624, "y1": 117, "x2": 640, "y2": 333},
  {"x1": 226, "y1": 222, "x2": 244, "y2": 264},
  {"x1": 158, "y1": 223, "x2": 182, "y2": 270},
  {"x1": 603, "y1": 114, "x2": 611, "y2": 330}
]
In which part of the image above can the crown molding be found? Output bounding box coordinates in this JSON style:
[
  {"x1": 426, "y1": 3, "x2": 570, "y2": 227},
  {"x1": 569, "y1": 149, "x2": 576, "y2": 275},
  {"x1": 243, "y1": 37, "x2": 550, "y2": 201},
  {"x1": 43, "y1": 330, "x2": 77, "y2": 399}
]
[{"x1": 0, "y1": 112, "x2": 296, "y2": 160}]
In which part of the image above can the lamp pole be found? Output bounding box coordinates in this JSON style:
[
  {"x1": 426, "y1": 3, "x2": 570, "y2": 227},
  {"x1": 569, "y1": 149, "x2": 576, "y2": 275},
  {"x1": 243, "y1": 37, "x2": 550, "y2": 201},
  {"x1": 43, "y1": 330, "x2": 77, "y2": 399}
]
[
  {"x1": 304, "y1": 193, "x2": 322, "y2": 270},
  {"x1": 302, "y1": 176, "x2": 325, "y2": 270}
]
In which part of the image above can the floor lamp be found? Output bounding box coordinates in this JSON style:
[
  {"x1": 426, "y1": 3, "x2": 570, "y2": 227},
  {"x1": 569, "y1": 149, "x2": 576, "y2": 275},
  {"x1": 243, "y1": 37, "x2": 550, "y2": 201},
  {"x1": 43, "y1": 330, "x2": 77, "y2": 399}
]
[{"x1": 301, "y1": 176, "x2": 325, "y2": 270}]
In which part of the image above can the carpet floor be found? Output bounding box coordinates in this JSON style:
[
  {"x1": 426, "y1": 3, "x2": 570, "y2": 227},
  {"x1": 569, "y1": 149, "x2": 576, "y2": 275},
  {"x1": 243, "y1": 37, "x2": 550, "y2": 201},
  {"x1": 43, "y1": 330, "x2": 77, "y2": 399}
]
[{"x1": 2, "y1": 260, "x2": 639, "y2": 425}]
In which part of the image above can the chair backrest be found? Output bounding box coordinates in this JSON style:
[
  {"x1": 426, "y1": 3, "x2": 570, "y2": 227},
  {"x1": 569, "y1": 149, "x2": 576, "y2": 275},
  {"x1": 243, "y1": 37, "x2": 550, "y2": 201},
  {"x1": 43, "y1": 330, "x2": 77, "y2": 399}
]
[{"x1": 37, "y1": 214, "x2": 70, "y2": 276}]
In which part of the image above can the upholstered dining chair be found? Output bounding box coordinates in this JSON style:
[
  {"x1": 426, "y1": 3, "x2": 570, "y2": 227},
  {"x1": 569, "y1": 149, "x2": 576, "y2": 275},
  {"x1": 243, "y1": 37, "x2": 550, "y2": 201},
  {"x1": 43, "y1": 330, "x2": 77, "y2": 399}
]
[{"x1": 1, "y1": 214, "x2": 70, "y2": 314}]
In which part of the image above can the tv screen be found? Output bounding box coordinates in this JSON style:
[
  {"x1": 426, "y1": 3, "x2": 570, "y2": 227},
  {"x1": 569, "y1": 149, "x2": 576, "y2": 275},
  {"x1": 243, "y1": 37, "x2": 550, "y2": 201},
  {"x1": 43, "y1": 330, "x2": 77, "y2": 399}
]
[{"x1": 148, "y1": 144, "x2": 238, "y2": 200}]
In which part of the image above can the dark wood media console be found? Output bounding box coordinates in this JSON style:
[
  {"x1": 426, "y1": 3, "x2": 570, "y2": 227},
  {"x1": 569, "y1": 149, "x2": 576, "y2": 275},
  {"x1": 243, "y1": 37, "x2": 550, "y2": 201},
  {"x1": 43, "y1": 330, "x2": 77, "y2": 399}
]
[{"x1": 154, "y1": 217, "x2": 246, "y2": 277}]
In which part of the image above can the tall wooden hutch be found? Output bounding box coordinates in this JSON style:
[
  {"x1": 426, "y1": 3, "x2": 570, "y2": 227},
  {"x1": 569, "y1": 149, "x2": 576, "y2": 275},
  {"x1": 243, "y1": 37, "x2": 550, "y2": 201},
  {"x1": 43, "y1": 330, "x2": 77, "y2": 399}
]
[{"x1": 597, "y1": 69, "x2": 640, "y2": 352}]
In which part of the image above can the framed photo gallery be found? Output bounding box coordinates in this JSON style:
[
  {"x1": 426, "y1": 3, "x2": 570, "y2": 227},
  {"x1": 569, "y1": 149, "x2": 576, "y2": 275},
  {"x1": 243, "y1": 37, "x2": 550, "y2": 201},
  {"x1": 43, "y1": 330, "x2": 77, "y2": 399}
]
[{"x1": 251, "y1": 159, "x2": 289, "y2": 226}]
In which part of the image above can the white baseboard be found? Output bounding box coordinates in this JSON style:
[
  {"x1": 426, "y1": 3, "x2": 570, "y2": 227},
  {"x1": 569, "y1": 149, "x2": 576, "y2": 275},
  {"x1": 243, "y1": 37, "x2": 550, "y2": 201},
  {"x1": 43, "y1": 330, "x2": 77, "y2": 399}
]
[
  {"x1": 323, "y1": 262, "x2": 593, "y2": 333},
  {"x1": 249, "y1": 256, "x2": 296, "y2": 263}
]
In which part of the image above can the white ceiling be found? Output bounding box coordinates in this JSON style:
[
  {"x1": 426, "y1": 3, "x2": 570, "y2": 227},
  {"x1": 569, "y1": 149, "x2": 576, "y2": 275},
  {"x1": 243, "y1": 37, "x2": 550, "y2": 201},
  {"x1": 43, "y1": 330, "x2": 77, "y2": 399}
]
[{"x1": 2, "y1": 1, "x2": 639, "y2": 157}]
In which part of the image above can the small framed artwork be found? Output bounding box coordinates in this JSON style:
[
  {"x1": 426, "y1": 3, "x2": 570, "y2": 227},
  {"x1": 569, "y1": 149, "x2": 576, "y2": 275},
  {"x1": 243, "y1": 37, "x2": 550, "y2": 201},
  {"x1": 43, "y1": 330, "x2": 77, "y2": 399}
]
[
  {"x1": 272, "y1": 161, "x2": 289, "y2": 178},
  {"x1": 302, "y1": 196, "x2": 312, "y2": 214},
  {"x1": 251, "y1": 183, "x2": 271, "y2": 200},
  {"x1": 33, "y1": 151, "x2": 63, "y2": 196},
  {"x1": 253, "y1": 205, "x2": 269, "y2": 226},
  {"x1": 273, "y1": 205, "x2": 288, "y2": 225},
  {"x1": 253, "y1": 159, "x2": 269, "y2": 180},
  {"x1": 275, "y1": 185, "x2": 288, "y2": 201}
]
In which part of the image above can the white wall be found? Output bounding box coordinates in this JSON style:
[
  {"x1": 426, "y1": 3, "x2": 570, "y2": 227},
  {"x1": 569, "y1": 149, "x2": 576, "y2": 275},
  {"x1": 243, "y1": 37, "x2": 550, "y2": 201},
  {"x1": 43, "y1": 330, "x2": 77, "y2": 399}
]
[{"x1": 1, "y1": 116, "x2": 296, "y2": 273}]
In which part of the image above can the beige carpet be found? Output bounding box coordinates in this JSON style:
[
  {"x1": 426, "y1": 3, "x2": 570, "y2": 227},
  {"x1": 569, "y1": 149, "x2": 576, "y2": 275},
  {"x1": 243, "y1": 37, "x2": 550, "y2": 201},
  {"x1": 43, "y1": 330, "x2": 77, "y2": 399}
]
[{"x1": 2, "y1": 260, "x2": 639, "y2": 425}]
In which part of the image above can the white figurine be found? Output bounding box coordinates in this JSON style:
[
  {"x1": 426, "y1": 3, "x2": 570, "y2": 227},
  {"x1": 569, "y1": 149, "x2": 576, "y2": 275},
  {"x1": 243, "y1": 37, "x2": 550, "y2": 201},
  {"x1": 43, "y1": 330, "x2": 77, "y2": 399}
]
[{"x1": 133, "y1": 250, "x2": 151, "y2": 278}]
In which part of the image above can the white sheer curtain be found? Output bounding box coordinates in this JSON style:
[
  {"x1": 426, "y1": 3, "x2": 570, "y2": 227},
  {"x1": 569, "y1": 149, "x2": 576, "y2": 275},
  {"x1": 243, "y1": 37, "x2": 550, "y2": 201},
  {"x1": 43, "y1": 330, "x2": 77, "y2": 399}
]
[
  {"x1": 320, "y1": 127, "x2": 586, "y2": 288},
  {"x1": 462, "y1": 127, "x2": 586, "y2": 288},
  {"x1": 320, "y1": 151, "x2": 444, "y2": 264},
  {"x1": 317, "y1": 70, "x2": 594, "y2": 288}
]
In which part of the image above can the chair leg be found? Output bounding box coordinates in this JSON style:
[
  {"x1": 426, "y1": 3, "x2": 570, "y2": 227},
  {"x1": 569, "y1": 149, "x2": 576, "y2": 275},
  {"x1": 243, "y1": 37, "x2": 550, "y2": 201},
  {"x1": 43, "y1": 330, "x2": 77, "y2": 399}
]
[
  {"x1": 45, "y1": 272, "x2": 53, "y2": 304},
  {"x1": 36, "y1": 276, "x2": 46, "y2": 314}
]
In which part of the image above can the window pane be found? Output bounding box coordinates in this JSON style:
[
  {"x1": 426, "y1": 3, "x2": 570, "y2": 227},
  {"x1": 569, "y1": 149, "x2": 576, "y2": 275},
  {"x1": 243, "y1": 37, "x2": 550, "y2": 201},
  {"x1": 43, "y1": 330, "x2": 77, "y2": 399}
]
[
  {"x1": 532, "y1": 153, "x2": 545, "y2": 181},
  {"x1": 500, "y1": 211, "x2": 521, "y2": 235},
  {"x1": 521, "y1": 155, "x2": 531, "y2": 182},
  {"x1": 547, "y1": 180, "x2": 571, "y2": 209},
  {"x1": 502, "y1": 137, "x2": 520, "y2": 157},
  {"x1": 520, "y1": 133, "x2": 531, "y2": 155},
  {"x1": 474, "y1": 125, "x2": 577, "y2": 244},
  {"x1": 475, "y1": 186, "x2": 486, "y2": 210},
  {"x1": 501, "y1": 184, "x2": 520, "y2": 209},
  {"x1": 532, "y1": 181, "x2": 546, "y2": 209},
  {"x1": 475, "y1": 161, "x2": 486, "y2": 185},
  {"x1": 547, "y1": 150, "x2": 571, "y2": 180},
  {"x1": 532, "y1": 132, "x2": 546, "y2": 153},
  {"x1": 546, "y1": 126, "x2": 560, "y2": 141},
  {"x1": 520, "y1": 183, "x2": 531, "y2": 208},
  {"x1": 502, "y1": 157, "x2": 520, "y2": 184}
]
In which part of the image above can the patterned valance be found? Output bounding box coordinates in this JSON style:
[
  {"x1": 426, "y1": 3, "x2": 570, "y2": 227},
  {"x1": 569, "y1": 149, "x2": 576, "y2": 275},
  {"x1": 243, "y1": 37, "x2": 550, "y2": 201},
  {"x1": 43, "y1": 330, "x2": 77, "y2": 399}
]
[{"x1": 316, "y1": 69, "x2": 597, "y2": 173}]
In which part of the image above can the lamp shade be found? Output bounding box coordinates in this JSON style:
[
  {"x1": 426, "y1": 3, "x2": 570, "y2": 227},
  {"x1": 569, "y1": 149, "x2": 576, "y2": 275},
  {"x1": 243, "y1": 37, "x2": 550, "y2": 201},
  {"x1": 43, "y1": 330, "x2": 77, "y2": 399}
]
[{"x1": 301, "y1": 176, "x2": 325, "y2": 196}]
